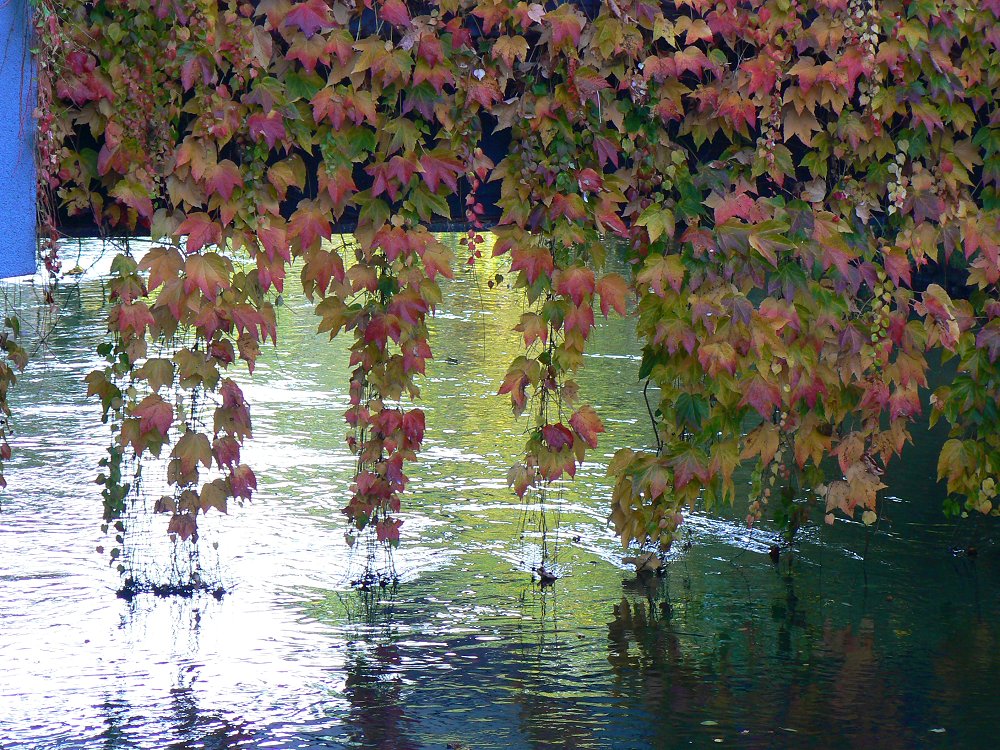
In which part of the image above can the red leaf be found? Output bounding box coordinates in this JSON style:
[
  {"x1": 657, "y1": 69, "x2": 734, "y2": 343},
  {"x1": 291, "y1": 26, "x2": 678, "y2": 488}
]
[
  {"x1": 419, "y1": 152, "x2": 464, "y2": 193},
  {"x1": 545, "y1": 4, "x2": 586, "y2": 46},
  {"x1": 511, "y1": 245, "x2": 554, "y2": 285},
  {"x1": 285, "y1": 33, "x2": 329, "y2": 72},
  {"x1": 380, "y1": 0, "x2": 411, "y2": 27},
  {"x1": 554, "y1": 266, "x2": 595, "y2": 306},
  {"x1": 670, "y1": 449, "x2": 709, "y2": 490},
  {"x1": 742, "y1": 56, "x2": 778, "y2": 96},
  {"x1": 388, "y1": 289, "x2": 428, "y2": 326},
  {"x1": 573, "y1": 67, "x2": 610, "y2": 106},
  {"x1": 594, "y1": 137, "x2": 619, "y2": 168},
  {"x1": 976, "y1": 320, "x2": 1000, "y2": 363},
  {"x1": 466, "y1": 77, "x2": 503, "y2": 109},
  {"x1": 402, "y1": 409, "x2": 425, "y2": 447},
  {"x1": 498, "y1": 357, "x2": 538, "y2": 416},
  {"x1": 570, "y1": 405, "x2": 604, "y2": 449},
  {"x1": 373, "y1": 226, "x2": 410, "y2": 262},
  {"x1": 258, "y1": 221, "x2": 291, "y2": 262},
  {"x1": 840, "y1": 46, "x2": 870, "y2": 96},
  {"x1": 320, "y1": 165, "x2": 357, "y2": 208},
  {"x1": 550, "y1": 193, "x2": 587, "y2": 221},
  {"x1": 290, "y1": 199, "x2": 332, "y2": 249},
  {"x1": 117, "y1": 302, "x2": 155, "y2": 336},
  {"x1": 576, "y1": 168, "x2": 603, "y2": 193},
  {"x1": 302, "y1": 246, "x2": 346, "y2": 297},
  {"x1": 229, "y1": 464, "x2": 257, "y2": 501},
  {"x1": 167, "y1": 513, "x2": 197, "y2": 541},
  {"x1": 184, "y1": 253, "x2": 232, "y2": 300},
  {"x1": 363, "y1": 314, "x2": 401, "y2": 350},
  {"x1": 741, "y1": 377, "x2": 781, "y2": 418},
  {"x1": 541, "y1": 423, "x2": 575, "y2": 451},
  {"x1": 213, "y1": 436, "x2": 241, "y2": 468},
  {"x1": 596, "y1": 202, "x2": 629, "y2": 238},
  {"x1": 564, "y1": 304, "x2": 595, "y2": 337},
  {"x1": 596, "y1": 273, "x2": 629, "y2": 317},
  {"x1": 282, "y1": 0, "x2": 332, "y2": 37},
  {"x1": 177, "y1": 212, "x2": 221, "y2": 254},
  {"x1": 248, "y1": 111, "x2": 287, "y2": 150},
  {"x1": 134, "y1": 394, "x2": 173, "y2": 437},
  {"x1": 387, "y1": 155, "x2": 418, "y2": 187},
  {"x1": 376, "y1": 517, "x2": 403, "y2": 544},
  {"x1": 205, "y1": 159, "x2": 242, "y2": 201}
]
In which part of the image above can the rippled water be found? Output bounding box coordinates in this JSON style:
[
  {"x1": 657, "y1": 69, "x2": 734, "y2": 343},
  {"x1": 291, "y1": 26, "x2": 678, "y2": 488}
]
[{"x1": 1, "y1": 239, "x2": 997, "y2": 749}]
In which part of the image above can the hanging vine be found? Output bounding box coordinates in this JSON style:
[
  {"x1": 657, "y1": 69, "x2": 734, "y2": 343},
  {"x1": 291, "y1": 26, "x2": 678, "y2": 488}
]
[{"x1": 20, "y1": 0, "x2": 1000, "y2": 576}]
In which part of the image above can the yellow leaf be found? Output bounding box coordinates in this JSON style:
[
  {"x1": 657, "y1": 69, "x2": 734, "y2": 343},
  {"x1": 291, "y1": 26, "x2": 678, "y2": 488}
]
[
  {"x1": 741, "y1": 422, "x2": 779, "y2": 465},
  {"x1": 783, "y1": 107, "x2": 821, "y2": 146},
  {"x1": 492, "y1": 35, "x2": 529, "y2": 67}
]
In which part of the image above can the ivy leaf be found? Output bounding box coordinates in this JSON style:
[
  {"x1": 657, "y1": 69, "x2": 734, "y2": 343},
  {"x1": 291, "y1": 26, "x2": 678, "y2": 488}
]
[
  {"x1": 740, "y1": 377, "x2": 781, "y2": 418},
  {"x1": 510, "y1": 244, "x2": 554, "y2": 285},
  {"x1": 205, "y1": 159, "x2": 242, "y2": 201},
  {"x1": 290, "y1": 199, "x2": 333, "y2": 249},
  {"x1": 541, "y1": 423, "x2": 575, "y2": 451},
  {"x1": 570, "y1": 405, "x2": 604, "y2": 448},
  {"x1": 420, "y1": 242, "x2": 454, "y2": 280},
  {"x1": 229, "y1": 464, "x2": 257, "y2": 501},
  {"x1": 267, "y1": 156, "x2": 306, "y2": 199},
  {"x1": 173, "y1": 430, "x2": 212, "y2": 476},
  {"x1": 554, "y1": 266, "x2": 595, "y2": 306},
  {"x1": 545, "y1": 4, "x2": 586, "y2": 46},
  {"x1": 740, "y1": 422, "x2": 779, "y2": 465},
  {"x1": 200, "y1": 479, "x2": 229, "y2": 514},
  {"x1": 636, "y1": 205, "x2": 675, "y2": 243},
  {"x1": 783, "y1": 107, "x2": 821, "y2": 147},
  {"x1": 380, "y1": 0, "x2": 411, "y2": 27},
  {"x1": 976, "y1": 321, "x2": 1000, "y2": 363},
  {"x1": 134, "y1": 358, "x2": 174, "y2": 392},
  {"x1": 499, "y1": 356, "x2": 541, "y2": 416},
  {"x1": 315, "y1": 296, "x2": 352, "y2": 338},
  {"x1": 134, "y1": 394, "x2": 173, "y2": 437},
  {"x1": 167, "y1": 513, "x2": 197, "y2": 542},
  {"x1": 376, "y1": 517, "x2": 403, "y2": 546},
  {"x1": 213, "y1": 436, "x2": 241, "y2": 469},
  {"x1": 596, "y1": 273, "x2": 629, "y2": 317},
  {"x1": 419, "y1": 151, "x2": 464, "y2": 193},
  {"x1": 515, "y1": 312, "x2": 547, "y2": 347},
  {"x1": 402, "y1": 409, "x2": 425, "y2": 448},
  {"x1": 248, "y1": 111, "x2": 287, "y2": 150},
  {"x1": 670, "y1": 446, "x2": 709, "y2": 491},
  {"x1": 636, "y1": 254, "x2": 685, "y2": 297},
  {"x1": 282, "y1": 0, "x2": 332, "y2": 38},
  {"x1": 493, "y1": 35, "x2": 529, "y2": 67},
  {"x1": 184, "y1": 253, "x2": 232, "y2": 300},
  {"x1": 594, "y1": 137, "x2": 619, "y2": 168},
  {"x1": 138, "y1": 245, "x2": 184, "y2": 291},
  {"x1": 674, "y1": 392, "x2": 708, "y2": 431},
  {"x1": 177, "y1": 212, "x2": 221, "y2": 254},
  {"x1": 117, "y1": 302, "x2": 156, "y2": 336}
]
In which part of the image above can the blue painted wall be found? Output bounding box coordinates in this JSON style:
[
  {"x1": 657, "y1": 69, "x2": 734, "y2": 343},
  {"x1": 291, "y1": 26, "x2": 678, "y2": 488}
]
[{"x1": 0, "y1": 0, "x2": 36, "y2": 278}]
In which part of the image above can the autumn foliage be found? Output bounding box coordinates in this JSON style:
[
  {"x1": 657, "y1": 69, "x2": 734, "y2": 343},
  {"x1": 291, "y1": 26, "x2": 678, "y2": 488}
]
[{"x1": 25, "y1": 0, "x2": 1000, "y2": 558}]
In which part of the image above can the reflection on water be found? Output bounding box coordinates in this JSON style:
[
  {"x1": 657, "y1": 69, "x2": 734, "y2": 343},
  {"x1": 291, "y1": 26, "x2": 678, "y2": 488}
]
[{"x1": 0, "y1": 238, "x2": 997, "y2": 749}]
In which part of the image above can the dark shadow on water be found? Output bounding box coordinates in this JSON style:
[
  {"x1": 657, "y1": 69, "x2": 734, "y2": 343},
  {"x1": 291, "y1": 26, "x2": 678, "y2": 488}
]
[{"x1": 341, "y1": 642, "x2": 421, "y2": 750}]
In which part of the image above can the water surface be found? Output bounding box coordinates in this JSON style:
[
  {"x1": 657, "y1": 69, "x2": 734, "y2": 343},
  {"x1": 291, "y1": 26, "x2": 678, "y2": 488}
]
[{"x1": 0, "y1": 239, "x2": 996, "y2": 749}]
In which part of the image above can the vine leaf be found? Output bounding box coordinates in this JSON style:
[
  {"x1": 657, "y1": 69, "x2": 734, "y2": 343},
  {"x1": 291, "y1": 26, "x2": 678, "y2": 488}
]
[{"x1": 570, "y1": 406, "x2": 604, "y2": 449}]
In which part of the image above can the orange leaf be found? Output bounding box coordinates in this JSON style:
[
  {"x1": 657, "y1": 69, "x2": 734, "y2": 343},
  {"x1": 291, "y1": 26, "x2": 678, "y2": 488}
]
[{"x1": 570, "y1": 405, "x2": 604, "y2": 449}]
